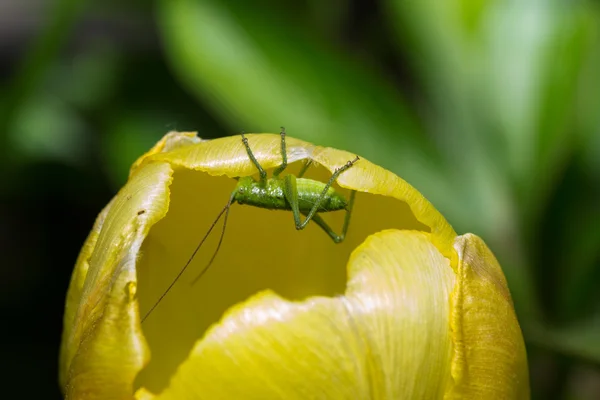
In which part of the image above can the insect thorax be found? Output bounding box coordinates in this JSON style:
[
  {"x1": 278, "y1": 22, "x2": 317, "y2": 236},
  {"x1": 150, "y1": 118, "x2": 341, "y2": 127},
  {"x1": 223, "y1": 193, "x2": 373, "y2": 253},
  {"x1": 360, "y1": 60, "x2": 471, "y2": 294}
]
[{"x1": 234, "y1": 176, "x2": 348, "y2": 212}]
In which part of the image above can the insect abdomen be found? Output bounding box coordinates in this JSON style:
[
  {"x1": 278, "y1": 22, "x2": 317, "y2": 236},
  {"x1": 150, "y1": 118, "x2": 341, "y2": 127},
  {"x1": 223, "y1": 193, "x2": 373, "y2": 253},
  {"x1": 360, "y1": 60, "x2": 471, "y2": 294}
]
[
  {"x1": 295, "y1": 178, "x2": 347, "y2": 212},
  {"x1": 234, "y1": 177, "x2": 347, "y2": 213}
]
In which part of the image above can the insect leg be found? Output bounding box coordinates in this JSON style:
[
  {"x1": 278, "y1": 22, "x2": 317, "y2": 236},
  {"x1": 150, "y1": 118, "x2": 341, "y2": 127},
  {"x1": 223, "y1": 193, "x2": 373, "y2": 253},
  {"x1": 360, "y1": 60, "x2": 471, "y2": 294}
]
[
  {"x1": 241, "y1": 131, "x2": 267, "y2": 184},
  {"x1": 340, "y1": 189, "x2": 356, "y2": 239},
  {"x1": 283, "y1": 174, "x2": 302, "y2": 228},
  {"x1": 298, "y1": 156, "x2": 359, "y2": 230},
  {"x1": 297, "y1": 159, "x2": 313, "y2": 178},
  {"x1": 300, "y1": 190, "x2": 356, "y2": 243},
  {"x1": 272, "y1": 127, "x2": 288, "y2": 177}
]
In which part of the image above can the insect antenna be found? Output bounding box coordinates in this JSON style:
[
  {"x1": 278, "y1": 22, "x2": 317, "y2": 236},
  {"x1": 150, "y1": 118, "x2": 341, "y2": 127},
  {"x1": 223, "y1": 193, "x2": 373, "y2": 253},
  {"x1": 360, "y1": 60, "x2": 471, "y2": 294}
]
[
  {"x1": 189, "y1": 193, "x2": 235, "y2": 285},
  {"x1": 141, "y1": 192, "x2": 236, "y2": 323}
]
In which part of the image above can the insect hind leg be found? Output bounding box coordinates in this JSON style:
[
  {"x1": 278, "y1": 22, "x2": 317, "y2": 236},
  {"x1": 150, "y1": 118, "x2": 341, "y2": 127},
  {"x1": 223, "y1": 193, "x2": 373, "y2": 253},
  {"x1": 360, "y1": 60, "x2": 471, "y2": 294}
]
[
  {"x1": 303, "y1": 190, "x2": 356, "y2": 243},
  {"x1": 298, "y1": 156, "x2": 359, "y2": 231}
]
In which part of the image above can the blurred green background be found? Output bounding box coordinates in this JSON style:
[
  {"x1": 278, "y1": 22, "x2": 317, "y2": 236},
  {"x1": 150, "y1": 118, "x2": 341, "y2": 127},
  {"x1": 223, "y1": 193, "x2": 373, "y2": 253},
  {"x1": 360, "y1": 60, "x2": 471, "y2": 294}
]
[{"x1": 1, "y1": 0, "x2": 599, "y2": 398}]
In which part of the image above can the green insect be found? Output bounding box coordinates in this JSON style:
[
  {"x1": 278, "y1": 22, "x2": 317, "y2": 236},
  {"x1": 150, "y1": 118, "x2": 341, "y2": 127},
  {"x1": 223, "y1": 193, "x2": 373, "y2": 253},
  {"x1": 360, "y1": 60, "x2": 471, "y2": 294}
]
[{"x1": 142, "y1": 128, "x2": 359, "y2": 322}]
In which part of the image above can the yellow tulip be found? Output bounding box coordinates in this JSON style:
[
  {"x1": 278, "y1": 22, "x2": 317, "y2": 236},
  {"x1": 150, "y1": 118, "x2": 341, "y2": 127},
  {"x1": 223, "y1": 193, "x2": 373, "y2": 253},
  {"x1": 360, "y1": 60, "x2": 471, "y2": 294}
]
[{"x1": 59, "y1": 132, "x2": 529, "y2": 399}]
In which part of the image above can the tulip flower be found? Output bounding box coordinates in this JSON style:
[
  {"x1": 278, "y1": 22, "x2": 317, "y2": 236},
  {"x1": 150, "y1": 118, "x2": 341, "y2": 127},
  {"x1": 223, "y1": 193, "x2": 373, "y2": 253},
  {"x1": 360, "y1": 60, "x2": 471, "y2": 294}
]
[{"x1": 59, "y1": 131, "x2": 529, "y2": 399}]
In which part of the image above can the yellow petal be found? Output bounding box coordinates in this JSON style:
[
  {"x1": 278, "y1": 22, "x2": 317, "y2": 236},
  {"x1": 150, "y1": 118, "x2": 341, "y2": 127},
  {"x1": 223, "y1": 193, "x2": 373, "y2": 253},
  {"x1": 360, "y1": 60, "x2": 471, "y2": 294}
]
[
  {"x1": 60, "y1": 161, "x2": 174, "y2": 398},
  {"x1": 60, "y1": 131, "x2": 528, "y2": 399},
  {"x1": 141, "y1": 230, "x2": 455, "y2": 399},
  {"x1": 447, "y1": 234, "x2": 530, "y2": 399},
  {"x1": 132, "y1": 133, "x2": 455, "y2": 392}
]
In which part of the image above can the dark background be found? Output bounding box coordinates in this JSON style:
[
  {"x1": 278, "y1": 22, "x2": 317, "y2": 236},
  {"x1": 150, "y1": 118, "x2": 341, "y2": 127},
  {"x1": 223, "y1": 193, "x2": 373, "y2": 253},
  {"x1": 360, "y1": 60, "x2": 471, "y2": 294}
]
[{"x1": 1, "y1": 0, "x2": 600, "y2": 398}]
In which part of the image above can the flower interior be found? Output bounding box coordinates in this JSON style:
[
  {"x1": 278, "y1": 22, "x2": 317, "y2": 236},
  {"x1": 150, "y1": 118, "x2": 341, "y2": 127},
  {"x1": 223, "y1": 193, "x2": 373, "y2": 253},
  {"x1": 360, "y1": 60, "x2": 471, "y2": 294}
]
[{"x1": 135, "y1": 158, "x2": 430, "y2": 392}]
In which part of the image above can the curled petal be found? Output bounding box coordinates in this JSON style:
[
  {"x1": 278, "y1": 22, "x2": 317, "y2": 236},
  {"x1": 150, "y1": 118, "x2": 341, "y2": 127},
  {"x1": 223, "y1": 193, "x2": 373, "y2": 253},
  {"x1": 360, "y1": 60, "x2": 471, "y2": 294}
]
[
  {"x1": 60, "y1": 161, "x2": 174, "y2": 398},
  {"x1": 142, "y1": 230, "x2": 455, "y2": 399},
  {"x1": 448, "y1": 234, "x2": 530, "y2": 399}
]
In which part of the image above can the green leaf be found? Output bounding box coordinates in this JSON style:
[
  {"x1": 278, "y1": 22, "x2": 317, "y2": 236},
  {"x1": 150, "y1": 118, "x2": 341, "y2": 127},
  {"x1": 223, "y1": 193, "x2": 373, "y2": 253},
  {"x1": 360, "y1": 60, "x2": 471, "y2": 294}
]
[
  {"x1": 0, "y1": 0, "x2": 87, "y2": 165},
  {"x1": 528, "y1": 318, "x2": 600, "y2": 364}
]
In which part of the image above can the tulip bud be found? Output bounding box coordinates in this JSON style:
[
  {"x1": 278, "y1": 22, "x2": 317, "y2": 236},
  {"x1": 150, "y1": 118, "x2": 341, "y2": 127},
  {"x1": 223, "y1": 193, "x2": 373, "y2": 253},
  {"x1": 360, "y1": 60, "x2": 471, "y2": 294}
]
[{"x1": 60, "y1": 132, "x2": 529, "y2": 399}]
